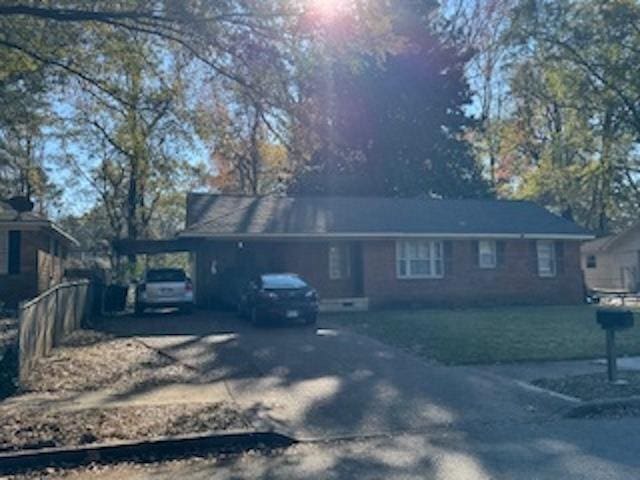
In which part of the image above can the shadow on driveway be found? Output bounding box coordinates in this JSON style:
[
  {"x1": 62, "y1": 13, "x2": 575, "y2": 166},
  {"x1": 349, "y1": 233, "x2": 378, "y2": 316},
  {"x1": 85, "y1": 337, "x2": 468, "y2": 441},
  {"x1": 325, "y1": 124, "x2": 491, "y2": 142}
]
[{"x1": 95, "y1": 310, "x2": 572, "y2": 441}]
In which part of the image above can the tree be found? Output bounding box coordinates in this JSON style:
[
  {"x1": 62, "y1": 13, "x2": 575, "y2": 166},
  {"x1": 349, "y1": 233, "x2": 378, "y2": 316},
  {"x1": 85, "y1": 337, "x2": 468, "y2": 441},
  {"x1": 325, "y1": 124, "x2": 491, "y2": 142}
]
[
  {"x1": 440, "y1": 0, "x2": 516, "y2": 186},
  {"x1": 198, "y1": 95, "x2": 290, "y2": 195},
  {"x1": 289, "y1": 0, "x2": 490, "y2": 198},
  {"x1": 0, "y1": 47, "x2": 61, "y2": 211},
  {"x1": 58, "y1": 30, "x2": 209, "y2": 276},
  {"x1": 497, "y1": 0, "x2": 640, "y2": 232},
  {"x1": 0, "y1": 2, "x2": 297, "y2": 98}
]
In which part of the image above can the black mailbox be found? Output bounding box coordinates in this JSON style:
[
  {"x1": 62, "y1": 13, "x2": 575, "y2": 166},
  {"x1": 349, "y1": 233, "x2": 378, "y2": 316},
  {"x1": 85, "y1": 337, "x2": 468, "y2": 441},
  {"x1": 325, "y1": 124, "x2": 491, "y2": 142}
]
[{"x1": 596, "y1": 309, "x2": 634, "y2": 331}]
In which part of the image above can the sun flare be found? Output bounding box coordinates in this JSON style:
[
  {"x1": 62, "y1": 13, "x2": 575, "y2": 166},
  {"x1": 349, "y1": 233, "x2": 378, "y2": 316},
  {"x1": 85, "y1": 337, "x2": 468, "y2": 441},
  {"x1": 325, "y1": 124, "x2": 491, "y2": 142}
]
[{"x1": 308, "y1": 0, "x2": 348, "y2": 21}]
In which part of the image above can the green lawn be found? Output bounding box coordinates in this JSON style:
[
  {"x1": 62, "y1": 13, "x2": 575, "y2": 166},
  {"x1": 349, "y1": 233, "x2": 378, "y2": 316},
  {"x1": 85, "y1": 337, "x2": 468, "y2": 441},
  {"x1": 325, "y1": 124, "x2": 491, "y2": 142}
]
[{"x1": 328, "y1": 306, "x2": 640, "y2": 365}]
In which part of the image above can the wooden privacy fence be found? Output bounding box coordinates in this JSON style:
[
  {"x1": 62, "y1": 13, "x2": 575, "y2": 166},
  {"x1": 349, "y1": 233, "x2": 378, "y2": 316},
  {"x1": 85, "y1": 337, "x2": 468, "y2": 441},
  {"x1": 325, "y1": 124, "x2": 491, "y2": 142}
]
[{"x1": 18, "y1": 280, "x2": 91, "y2": 382}]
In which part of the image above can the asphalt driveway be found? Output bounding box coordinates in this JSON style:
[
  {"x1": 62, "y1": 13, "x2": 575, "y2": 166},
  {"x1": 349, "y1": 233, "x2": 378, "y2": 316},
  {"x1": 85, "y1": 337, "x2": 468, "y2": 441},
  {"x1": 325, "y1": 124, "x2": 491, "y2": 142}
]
[{"x1": 98, "y1": 310, "x2": 570, "y2": 440}]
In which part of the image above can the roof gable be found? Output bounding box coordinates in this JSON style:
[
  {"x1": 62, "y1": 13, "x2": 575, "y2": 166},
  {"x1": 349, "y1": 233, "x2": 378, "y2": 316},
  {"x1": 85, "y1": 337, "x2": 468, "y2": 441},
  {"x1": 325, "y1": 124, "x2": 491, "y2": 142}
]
[{"x1": 183, "y1": 194, "x2": 592, "y2": 239}]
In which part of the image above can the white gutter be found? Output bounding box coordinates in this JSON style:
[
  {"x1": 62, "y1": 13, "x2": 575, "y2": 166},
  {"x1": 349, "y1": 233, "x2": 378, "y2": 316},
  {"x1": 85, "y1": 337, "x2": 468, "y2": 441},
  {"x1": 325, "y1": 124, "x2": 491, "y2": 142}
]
[
  {"x1": 178, "y1": 231, "x2": 595, "y2": 241},
  {"x1": 50, "y1": 222, "x2": 80, "y2": 246}
]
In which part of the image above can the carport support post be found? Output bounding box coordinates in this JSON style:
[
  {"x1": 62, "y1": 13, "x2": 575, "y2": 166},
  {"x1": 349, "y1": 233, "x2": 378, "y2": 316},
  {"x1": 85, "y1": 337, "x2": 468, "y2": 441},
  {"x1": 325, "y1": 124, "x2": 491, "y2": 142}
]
[{"x1": 606, "y1": 329, "x2": 617, "y2": 383}]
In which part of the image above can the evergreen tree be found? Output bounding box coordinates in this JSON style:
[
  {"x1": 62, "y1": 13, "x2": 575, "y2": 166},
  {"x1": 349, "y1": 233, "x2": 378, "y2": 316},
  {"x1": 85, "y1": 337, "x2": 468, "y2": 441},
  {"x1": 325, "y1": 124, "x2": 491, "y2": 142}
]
[{"x1": 289, "y1": 0, "x2": 489, "y2": 198}]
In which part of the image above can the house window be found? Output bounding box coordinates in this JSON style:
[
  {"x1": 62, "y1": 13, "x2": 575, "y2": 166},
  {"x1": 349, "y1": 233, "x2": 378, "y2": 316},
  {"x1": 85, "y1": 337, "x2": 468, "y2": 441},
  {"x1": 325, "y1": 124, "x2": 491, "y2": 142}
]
[
  {"x1": 478, "y1": 240, "x2": 497, "y2": 269},
  {"x1": 0, "y1": 231, "x2": 7, "y2": 274},
  {"x1": 586, "y1": 255, "x2": 597, "y2": 269},
  {"x1": 537, "y1": 240, "x2": 556, "y2": 277},
  {"x1": 396, "y1": 240, "x2": 444, "y2": 279},
  {"x1": 329, "y1": 243, "x2": 351, "y2": 280}
]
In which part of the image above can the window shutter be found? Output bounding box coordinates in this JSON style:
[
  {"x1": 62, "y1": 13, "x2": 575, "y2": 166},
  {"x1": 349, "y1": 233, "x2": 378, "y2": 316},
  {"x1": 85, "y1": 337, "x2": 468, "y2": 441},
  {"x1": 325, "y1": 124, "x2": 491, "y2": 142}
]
[
  {"x1": 444, "y1": 241, "x2": 453, "y2": 276},
  {"x1": 555, "y1": 241, "x2": 565, "y2": 275},
  {"x1": 496, "y1": 241, "x2": 506, "y2": 268},
  {"x1": 472, "y1": 240, "x2": 479, "y2": 267},
  {"x1": 529, "y1": 240, "x2": 538, "y2": 274},
  {"x1": 8, "y1": 230, "x2": 21, "y2": 275}
]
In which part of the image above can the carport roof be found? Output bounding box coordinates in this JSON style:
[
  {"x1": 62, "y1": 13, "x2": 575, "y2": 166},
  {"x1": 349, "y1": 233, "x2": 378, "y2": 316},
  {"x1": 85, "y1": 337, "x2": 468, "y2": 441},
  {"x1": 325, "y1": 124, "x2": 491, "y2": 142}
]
[{"x1": 181, "y1": 194, "x2": 593, "y2": 240}]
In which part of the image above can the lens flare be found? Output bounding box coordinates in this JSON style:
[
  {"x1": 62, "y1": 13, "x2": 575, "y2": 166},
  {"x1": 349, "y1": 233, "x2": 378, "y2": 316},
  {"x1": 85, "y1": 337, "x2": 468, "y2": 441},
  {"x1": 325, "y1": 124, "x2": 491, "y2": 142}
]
[{"x1": 308, "y1": 0, "x2": 348, "y2": 22}]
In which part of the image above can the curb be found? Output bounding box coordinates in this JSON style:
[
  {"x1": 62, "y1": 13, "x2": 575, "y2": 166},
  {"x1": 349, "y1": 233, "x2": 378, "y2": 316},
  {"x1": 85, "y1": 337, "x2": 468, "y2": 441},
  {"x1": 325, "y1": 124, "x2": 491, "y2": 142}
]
[
  {"x1": 565, "y1": 396, "x2": 640, "y2": 418},
  {"x1": 514, "y1": 380, "x2": 582, "y2": 403},
  {"x1": 0, "y1": 430, "x2": 296, "y2": 475}
]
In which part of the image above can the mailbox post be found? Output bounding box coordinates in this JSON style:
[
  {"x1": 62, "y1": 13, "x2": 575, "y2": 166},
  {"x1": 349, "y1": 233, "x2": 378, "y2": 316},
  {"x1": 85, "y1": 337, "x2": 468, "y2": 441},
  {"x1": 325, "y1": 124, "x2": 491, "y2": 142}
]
[{"x1": 596, "y1": 309, "x2": 634, "y2": 383}]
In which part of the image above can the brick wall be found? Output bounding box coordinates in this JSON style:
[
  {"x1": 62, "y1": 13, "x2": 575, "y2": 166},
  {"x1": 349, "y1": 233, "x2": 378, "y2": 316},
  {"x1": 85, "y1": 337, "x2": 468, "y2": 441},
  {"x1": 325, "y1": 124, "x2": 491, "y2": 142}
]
[
  {"x1": 194, "y1": 238, "x2": 585, "y2": 308},
  {"x1": 362, "y1": 239, "x2": 584, "y2": 307}
]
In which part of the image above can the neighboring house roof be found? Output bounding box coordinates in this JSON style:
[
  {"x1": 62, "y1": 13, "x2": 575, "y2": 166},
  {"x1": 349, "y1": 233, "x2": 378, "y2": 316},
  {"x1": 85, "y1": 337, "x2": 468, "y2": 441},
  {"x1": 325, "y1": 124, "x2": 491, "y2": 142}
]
[
  {"x1": 582, "y1": 224, "x2": 640, "y2": 254},
  {"x1": 581, "y1": 235, "x2": 617, "y2": 254},
  {"x1": 0, "y1": 200, "x2": 79, "y2": 245},
  {"x1": 182, "y1": 194, "x2": 593, "y2": 240}
]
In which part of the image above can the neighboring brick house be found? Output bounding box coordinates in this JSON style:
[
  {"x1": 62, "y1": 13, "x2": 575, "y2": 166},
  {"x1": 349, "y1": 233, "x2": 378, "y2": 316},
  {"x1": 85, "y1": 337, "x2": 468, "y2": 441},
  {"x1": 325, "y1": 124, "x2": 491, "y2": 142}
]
[
  {"x1": 178, "y1": 194, "x2": 593, "y2": 310},
  {"x1": 0, "y1": 198, "x2": 78, "y2": 308}
]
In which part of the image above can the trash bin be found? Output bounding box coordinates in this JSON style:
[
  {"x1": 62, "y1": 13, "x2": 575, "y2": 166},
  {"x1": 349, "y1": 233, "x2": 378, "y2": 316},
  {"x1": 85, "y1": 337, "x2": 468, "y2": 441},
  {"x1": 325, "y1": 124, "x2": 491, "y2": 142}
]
[{"x1": 104, "y1": 284, "x2": 128, "y2": 313}]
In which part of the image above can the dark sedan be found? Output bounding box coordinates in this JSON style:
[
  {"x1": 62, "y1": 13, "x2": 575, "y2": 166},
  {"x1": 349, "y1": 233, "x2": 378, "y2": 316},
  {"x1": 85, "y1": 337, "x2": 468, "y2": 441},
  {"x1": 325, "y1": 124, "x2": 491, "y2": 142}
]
[{"x1": 238, "y1": 273, "x2": 319, "y2": 326}]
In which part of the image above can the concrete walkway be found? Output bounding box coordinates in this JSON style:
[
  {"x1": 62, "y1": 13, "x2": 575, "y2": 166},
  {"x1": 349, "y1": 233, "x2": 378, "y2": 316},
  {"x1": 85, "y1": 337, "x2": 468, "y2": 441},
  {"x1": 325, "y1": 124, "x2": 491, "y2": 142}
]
[{"x1": 99, "y1": 311, "x2": 572, "y2": 440}]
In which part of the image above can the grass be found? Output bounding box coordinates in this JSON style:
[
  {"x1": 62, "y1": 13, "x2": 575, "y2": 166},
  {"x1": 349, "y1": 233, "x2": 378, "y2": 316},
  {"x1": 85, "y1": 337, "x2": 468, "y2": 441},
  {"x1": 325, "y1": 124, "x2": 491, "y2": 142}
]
[{"x1": 328, "y1": 305, "x2": 640, "y2": 365}]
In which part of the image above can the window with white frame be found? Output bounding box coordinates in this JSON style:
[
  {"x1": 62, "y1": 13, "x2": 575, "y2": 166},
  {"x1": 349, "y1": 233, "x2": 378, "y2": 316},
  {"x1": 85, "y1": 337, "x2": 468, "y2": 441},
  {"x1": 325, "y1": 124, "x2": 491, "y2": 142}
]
[
  {"x1": 0, "y1": 230, "x2": 7, "y2": 274},
  {"x1": 396, "y1": 240, "x2": 444, "y2": 279},
  {"x1": 478, "y1": 240, "x2": 497, "y2": 269},
  {"x1": 537, "y1": 240, "x2": 556, "y2": 277},
  {"x1": 328, "y1": 243, "x2": 351, "y2": 280}
]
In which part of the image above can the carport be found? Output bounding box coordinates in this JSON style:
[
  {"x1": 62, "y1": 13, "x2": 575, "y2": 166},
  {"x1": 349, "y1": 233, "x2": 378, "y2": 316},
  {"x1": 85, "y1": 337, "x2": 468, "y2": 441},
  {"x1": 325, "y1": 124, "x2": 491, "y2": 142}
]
[
  {"x1": 113, "y1": 237, "x2": 273, "y2": 310},
  {"x1": 112, "y1": 237, "x2": 205, "y2": 305}
]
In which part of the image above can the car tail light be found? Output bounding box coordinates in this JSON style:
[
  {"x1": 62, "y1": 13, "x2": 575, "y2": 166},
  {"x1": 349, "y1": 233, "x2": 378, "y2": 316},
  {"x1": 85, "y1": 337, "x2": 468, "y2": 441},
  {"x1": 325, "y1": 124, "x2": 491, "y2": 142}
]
[
  {"x1": 185, "y1": 280, "x2": 193, "y2": 292},
  {"x1": 305, "y1": 289, "x2": 317, "y2": 300}
]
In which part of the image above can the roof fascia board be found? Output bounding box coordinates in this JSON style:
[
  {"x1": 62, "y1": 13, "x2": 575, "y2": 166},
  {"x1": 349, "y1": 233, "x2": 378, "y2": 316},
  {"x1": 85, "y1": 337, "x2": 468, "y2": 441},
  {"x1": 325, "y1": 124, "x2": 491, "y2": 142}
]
[{"x1": 179, "y1": 232, "x2": 594, "y2": 241}]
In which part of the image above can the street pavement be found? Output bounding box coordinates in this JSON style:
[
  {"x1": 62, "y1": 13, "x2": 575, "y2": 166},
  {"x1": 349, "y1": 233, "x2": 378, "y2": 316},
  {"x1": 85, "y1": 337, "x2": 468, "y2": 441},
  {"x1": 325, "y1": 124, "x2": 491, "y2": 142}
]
[{"x1": 47, "y1": 418, "x2": 640, "y2": 479}]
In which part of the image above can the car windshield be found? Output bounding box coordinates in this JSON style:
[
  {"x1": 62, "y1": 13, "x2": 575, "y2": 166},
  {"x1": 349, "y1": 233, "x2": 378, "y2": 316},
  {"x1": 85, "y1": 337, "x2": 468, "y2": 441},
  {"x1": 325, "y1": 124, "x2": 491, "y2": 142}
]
[
  {"x1": 261, "y1": 274, "x2": 307, "y2": 290},
  {"x1": 146, "y1": 269, "x2": 186, "y2": 283}
]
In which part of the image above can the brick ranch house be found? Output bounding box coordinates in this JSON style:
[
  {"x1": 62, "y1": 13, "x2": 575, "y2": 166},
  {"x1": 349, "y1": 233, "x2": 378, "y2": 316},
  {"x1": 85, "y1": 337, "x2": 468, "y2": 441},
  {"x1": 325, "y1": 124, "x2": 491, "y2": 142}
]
[
  {"x1": 0, "y1": 198, "x2": 78, "y2": 308},
  {"x1": 175, "y1": 194, "x2": 593, "y2": 310}
]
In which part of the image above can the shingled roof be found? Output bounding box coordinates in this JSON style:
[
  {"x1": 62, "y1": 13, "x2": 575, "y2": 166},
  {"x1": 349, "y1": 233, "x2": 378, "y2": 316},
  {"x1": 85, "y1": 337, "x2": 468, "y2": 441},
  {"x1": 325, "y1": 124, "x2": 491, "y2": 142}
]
[
  {"x1": 182, "y1": 194, "x2": 593, "y2": 239},
  {"x1": 0, "y1": 199, "x2": 79, "y2": 245}
]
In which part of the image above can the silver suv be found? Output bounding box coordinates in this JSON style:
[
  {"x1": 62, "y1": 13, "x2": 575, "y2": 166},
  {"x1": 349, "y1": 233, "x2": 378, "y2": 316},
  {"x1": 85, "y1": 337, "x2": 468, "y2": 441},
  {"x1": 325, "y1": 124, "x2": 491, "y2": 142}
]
[{"x1": 135, "y1": 268, "x2": 194, "y2": 315}]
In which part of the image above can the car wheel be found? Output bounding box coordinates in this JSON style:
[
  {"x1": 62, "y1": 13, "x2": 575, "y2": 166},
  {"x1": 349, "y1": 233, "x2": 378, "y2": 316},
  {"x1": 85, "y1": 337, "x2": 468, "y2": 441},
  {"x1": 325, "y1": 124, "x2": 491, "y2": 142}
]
[{"x1": 305, "y1": 313, "x2": 317, "y2": 326}]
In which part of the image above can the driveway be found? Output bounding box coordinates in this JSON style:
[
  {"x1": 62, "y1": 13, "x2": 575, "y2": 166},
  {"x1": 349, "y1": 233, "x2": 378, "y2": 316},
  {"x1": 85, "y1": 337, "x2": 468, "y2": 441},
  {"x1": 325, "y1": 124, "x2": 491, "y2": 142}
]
[{"x1": 98, "y1": 310, "x2": 570, "y2": 440}]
